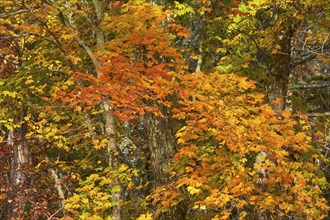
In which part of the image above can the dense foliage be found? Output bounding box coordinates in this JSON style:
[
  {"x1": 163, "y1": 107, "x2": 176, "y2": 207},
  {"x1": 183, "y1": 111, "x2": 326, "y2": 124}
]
[{"x1": 0, "y1": 0, "x2": 329, "y2": 219}]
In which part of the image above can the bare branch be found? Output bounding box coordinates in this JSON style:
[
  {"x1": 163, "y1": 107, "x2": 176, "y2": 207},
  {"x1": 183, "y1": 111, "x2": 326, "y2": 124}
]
[
  {"x1": 288, "y1": 82, "x2": 330, "y2": 90},
  {"x1": 58, "y1": 11, "x2": 101, "y2": 72},
  {"x1": 0, "y1": 9, "x2": 29, "y2": 18},
  {"x1": 47, "y1": 207, "x2": 64, "y2": 220},
  {"x1": 306, "y1": 112, "x2": 330, "y2": 117},
  {"x1": 0, "y1": 33, "x2": 30, "y2": 39},
  {"x1": 290, "y1": 53, "x2": 317, "y2": 67}
]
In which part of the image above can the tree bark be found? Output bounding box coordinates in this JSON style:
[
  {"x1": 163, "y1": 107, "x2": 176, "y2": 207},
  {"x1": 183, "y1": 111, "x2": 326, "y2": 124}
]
[
  {"x1": 50, "y1": 168, "x2": 66, "y2": 216},
  {"x1": 8, "y1": 126, "x2": 30, "y2": 217},
  {"x1": 259, "y1": 23, "x2": 295, "y2": 219},
  {"x1": 103, "y1": 101, "x2": 121, "y2": 220},
  {"x1": 145, "y1": 113, "x2": 176, "y2": 188},
  {"x1": 267, "y1": 25, "x2": 294, "y2": 114},
  {"x1": 145, "y1": 106, "x2": 187, "y2": 220}
]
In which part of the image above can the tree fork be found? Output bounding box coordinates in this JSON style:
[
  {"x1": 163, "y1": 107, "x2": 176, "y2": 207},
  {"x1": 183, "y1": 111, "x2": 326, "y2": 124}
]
[{"x1": 57, "y1": 1, "x2": 122, "y2": 218}]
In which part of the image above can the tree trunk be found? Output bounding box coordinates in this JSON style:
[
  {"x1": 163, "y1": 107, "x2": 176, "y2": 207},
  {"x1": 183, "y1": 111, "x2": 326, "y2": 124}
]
[
  {"x1": 267, "y1": 26, "x2": 294, "y2": 114},
  {"x1": 50, "y1": 168, "x2": 66, "y2": 216},
  {"x1": 145, "y1": 106, "x2": 187, "y2": 220},
  {"x1": 59, "y1": 1, "x2": 122, "y2": 217},
  {"x1": 258, "y1": 24, "x2": 295, "y2": 220},
  {"x1": 103, "y1": 101, "x2": 121, "y2": 220},
  {"x1": 145, "y1": 113, "x2": 176, "y2": 188},
  {"x1": 8, "y1": 126, "x2": 30, "y2": 218}
]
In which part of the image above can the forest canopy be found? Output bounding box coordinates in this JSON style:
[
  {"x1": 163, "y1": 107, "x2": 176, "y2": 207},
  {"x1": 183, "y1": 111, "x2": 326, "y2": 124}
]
[{"x1": 0, "y1": 0, "x2": 329, "y2": 219}]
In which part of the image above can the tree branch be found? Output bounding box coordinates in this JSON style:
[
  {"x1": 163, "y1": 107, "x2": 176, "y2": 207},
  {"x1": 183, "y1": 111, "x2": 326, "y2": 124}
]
[
  {"x1": 58, "y1": 11, "x2": 101, "y2": 72},
  {"x1": 0, "y1": 9, "x2": 29, "y2": 18},
  {"x1": 306, "y1": 112, "x2": 330, "y2": 117},
  {"x1": 288, "y1": 81, "x2": 330, "y2": 90}
]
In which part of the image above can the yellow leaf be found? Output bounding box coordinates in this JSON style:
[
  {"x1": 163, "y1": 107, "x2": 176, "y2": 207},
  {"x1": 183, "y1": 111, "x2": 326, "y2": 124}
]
[
  {"x1": 26, "y1": 79, "x2": 34, "y2": 84},
  {"x1": 66, "y1": 55, "x2": 82, "y2": 65},
  {"x1": 272, "y1": 49, "x2": 279, "y2": 54},
  {"x1": 200, "y1": 205, "x2": 207, "y2": 210},
  {"x1": 190, "y1": 55, "x2": 200, "y2": 60},
  {"x1": 93, "y1": 139, "x2": 107, "y2": 150},
  {"x1": 279, "y1": 202, "x2": 290, "y2": 211},
  {"x1": 281, "y1": 110, "x2": 291, "y2": 117},
  {"x1": 187, "y1": 186, "x2": 201, "y2": 195},
  {"x1": 238, "y1": 80, "x2": 251, "y2": 90},
  {"x1": 137, "y1": 213, "x2": 153, "y2": 220},
  {"x1": 82, "y1": 198, "x2": 89, "y2": 204},
  {"x1": 61, "y1": 33, "x2": 76, "y2": 40},
  {"x1": 75, "y1": 106, "x2": 82, "y2": 113}
]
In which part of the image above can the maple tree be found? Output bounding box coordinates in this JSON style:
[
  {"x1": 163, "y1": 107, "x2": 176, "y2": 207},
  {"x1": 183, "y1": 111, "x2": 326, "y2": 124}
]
[
  {"x1": 0, "y1": 0, "x2": 329, "y2": 219},
  {"x1": 161, "y1": 1, "x2": 330, "y2": 218},
  {"x1": 152, "y1": 72, "x2": 328, "y2": 219}
]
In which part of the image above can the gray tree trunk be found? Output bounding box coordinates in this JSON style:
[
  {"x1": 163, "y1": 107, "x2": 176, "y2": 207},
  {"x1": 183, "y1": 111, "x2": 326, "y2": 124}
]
[{"x1": 8, "y1": 125, "x2": 30, "y2": 217}]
